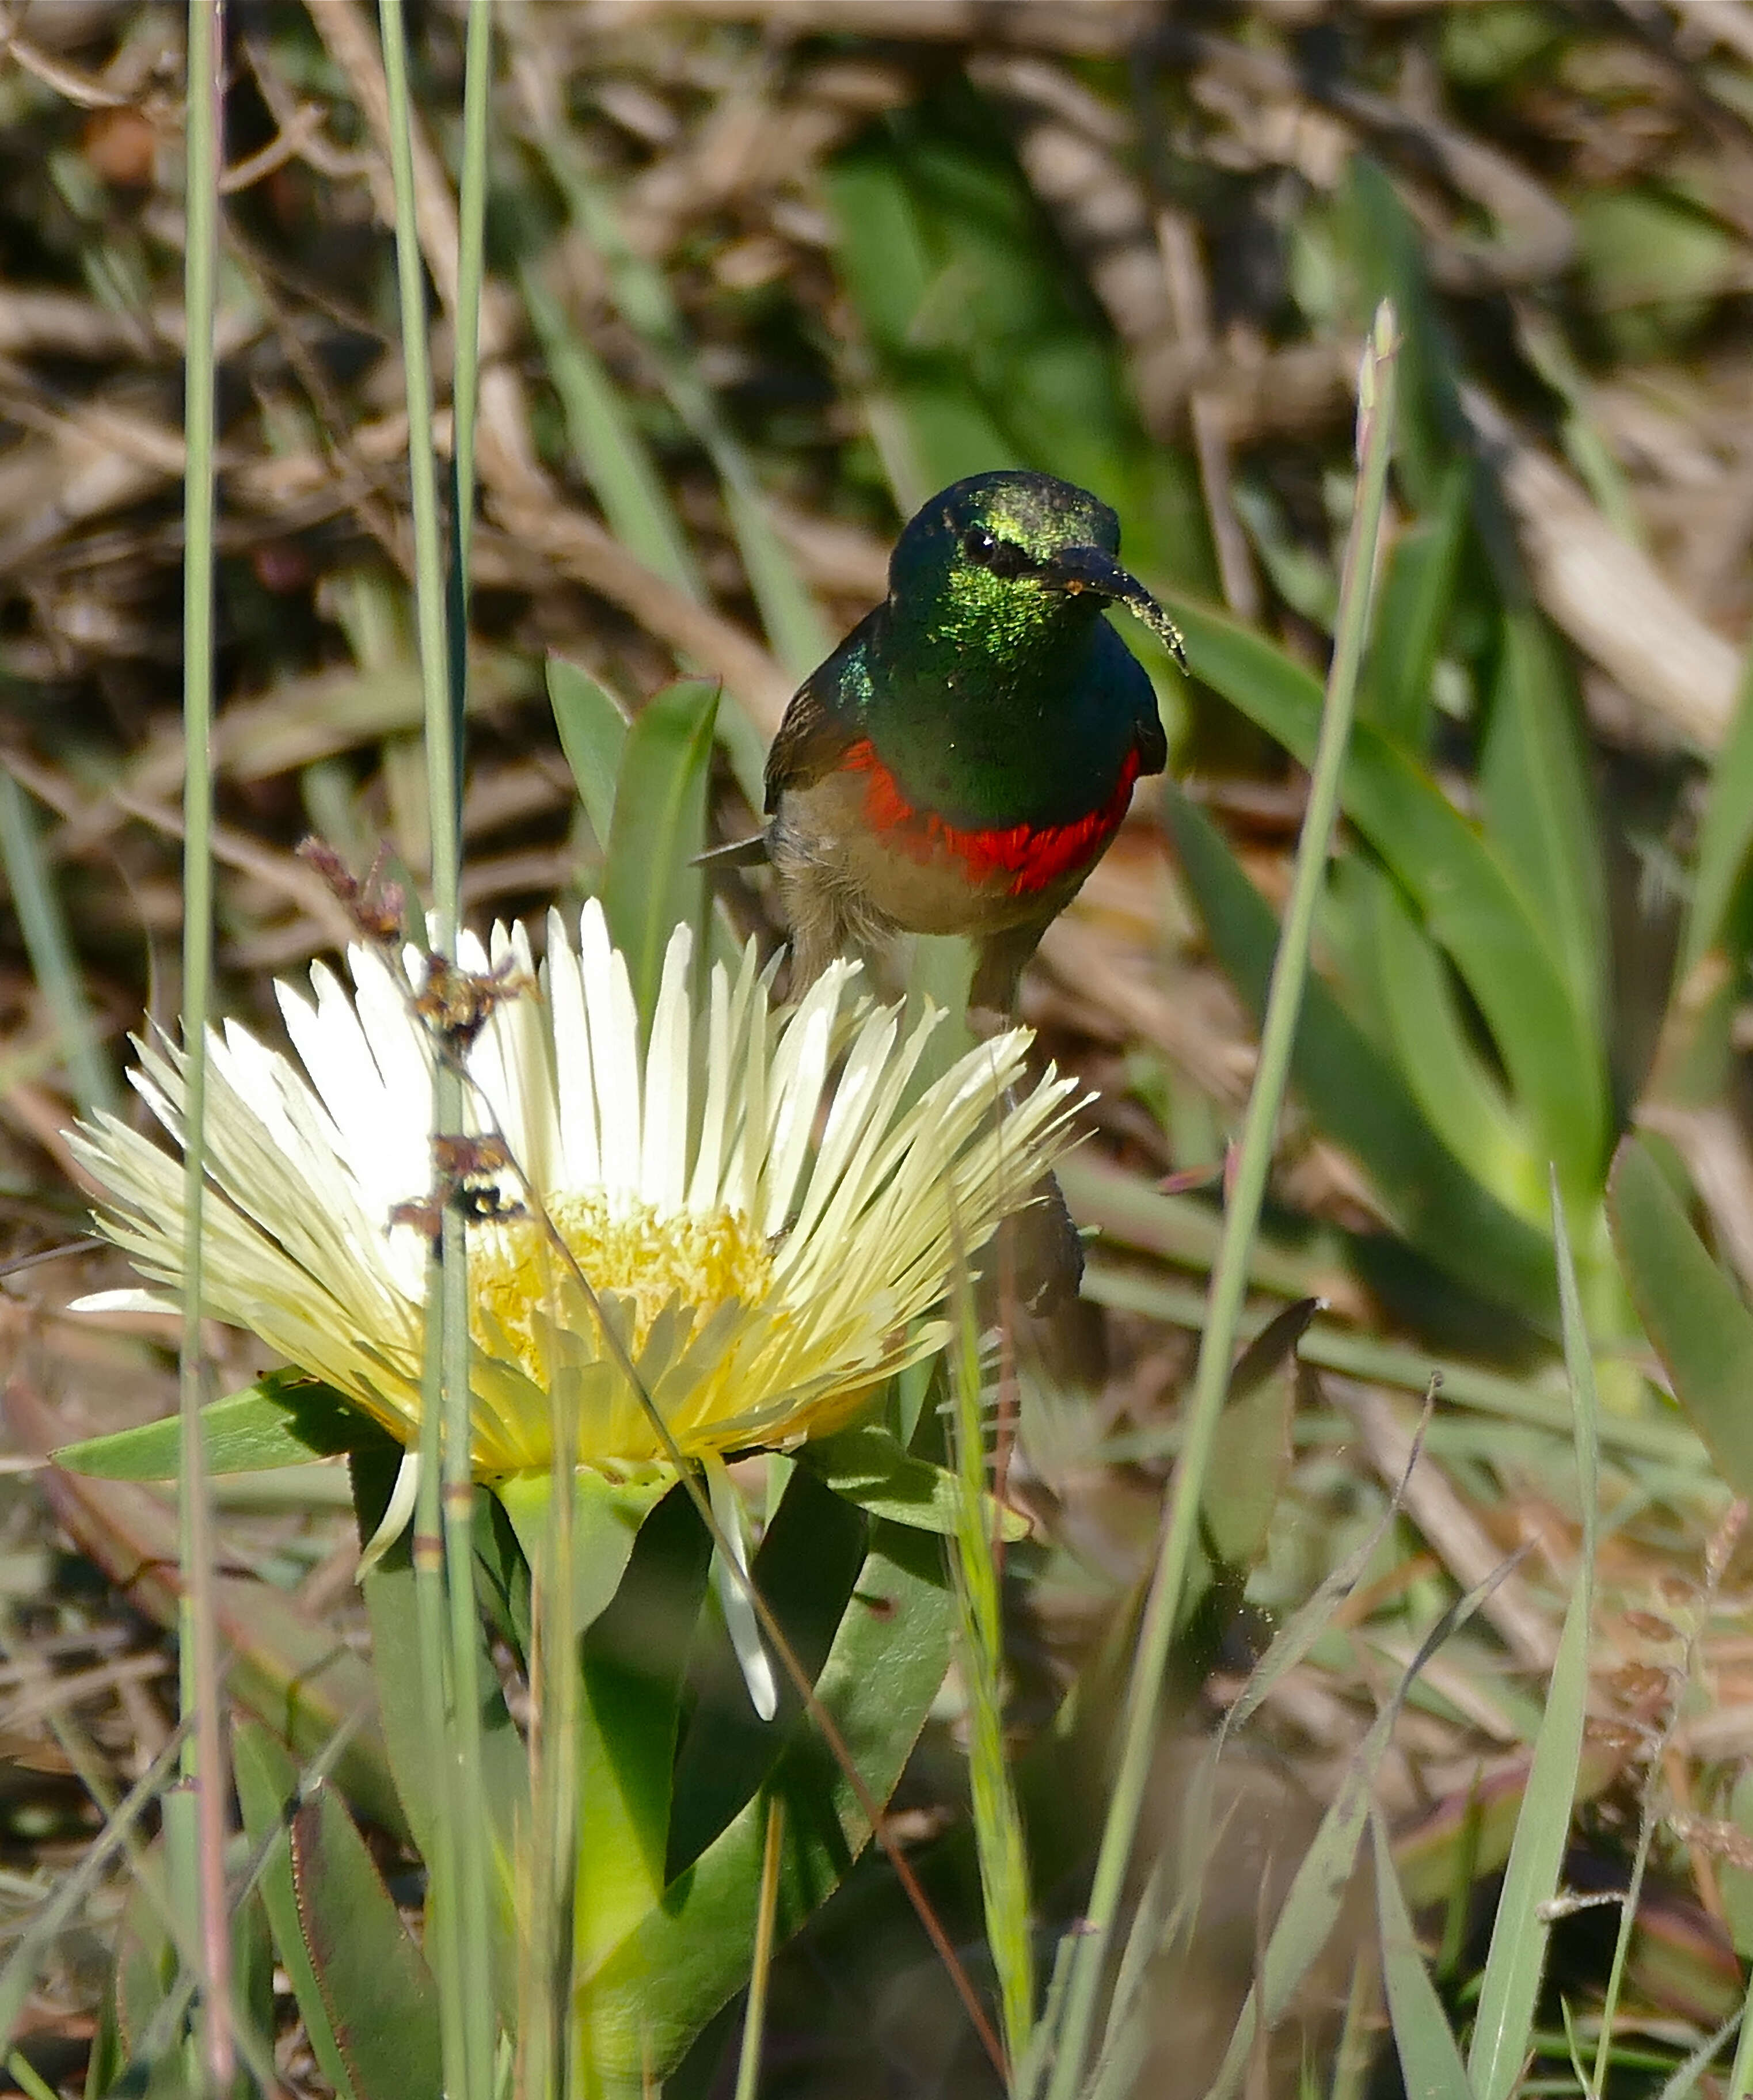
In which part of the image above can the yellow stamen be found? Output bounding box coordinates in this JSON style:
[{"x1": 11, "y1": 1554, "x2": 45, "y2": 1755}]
[{"x1": 470, "y1": 1193, "x2": 773, "y2": 1382}]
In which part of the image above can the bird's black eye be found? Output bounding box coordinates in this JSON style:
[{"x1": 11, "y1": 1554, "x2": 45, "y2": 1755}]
[
  {"x1": 987, "y1": 539, "x2": 1029, "y2": 580},
  {"x1": 962, "y1": 526, "x2": 997, "y2": 566}
]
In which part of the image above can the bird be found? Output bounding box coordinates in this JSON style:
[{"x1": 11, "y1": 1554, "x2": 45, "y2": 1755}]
[{"x1": 763, "y1": 469, "x2": 1187, "y2": 1019}]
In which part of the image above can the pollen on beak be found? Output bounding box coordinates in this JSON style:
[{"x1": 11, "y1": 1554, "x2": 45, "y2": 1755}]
[{"x1": 1045, "y1": 546, "x2": 1190, "y2": 672}]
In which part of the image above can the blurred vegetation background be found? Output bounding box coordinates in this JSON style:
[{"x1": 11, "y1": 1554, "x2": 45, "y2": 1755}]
[{"x1": 6, "y1": 0, "x2": 1753, "y2": 2093}]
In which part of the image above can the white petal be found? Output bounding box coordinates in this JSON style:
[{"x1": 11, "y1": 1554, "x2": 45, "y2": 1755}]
[
  {"x1": 759, "y1": 982, "x2": 837, "y2": 1239},
  {"x1": 357, "y1": 1450, "x2": 421, "y2": 1576},
  {"x1": 785, "y1": 1003, "x2": 898, "y2": 1248},
  {"x1": 687, "y1": 954, "x2": 735, "y2": 1213},
  {"x1": 546, "y1": 906, "x2": 601, "y2": 1189},
  {"x1": 473, "y1": 921, "x2": 553, "y2": 1190},
  {"x1": 641, "y1": 923, "x2": 693, "y2": 1211},
  {"x1": 280, "y1": 957, "x2": 427, "y2": 1224},
  {"x1": 68, "y1": 1288, "x2": 178, "y2": 1315},
  {"x1": 579, "y1": 901, "x2": 641, "y2": 1200},
  {"x1": 706, "y1": 1456, "x2": 775, "y2": 1722}
]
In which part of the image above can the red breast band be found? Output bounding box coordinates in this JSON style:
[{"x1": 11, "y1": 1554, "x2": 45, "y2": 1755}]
[{"x1": 844, "y1": 739, "x2": 1142, "y2": 897}]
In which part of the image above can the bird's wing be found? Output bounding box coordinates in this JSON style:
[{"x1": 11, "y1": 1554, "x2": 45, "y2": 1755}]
[
  {"x1": 762, "y1": 615, "x2": 878, "y2": 815},
  {"x1": 1135, "y1": 697, "x2": 1169, "y2": 777}
]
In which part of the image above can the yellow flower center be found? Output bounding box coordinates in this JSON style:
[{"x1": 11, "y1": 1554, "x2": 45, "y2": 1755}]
[{"x1": 469, "y1": 1193, "x2": 774, "y2": 1378}]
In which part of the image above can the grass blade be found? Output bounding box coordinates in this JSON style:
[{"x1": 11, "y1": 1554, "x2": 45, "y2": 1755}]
[
  {"x1": 1680, "y1": 622, "x2": 1753, "y2": 980},
  {"x1": 1163, "y1": 600, "x2": 1607, "y2": 1203},
  {"x1": 0, "y1": 770, "x2": 117, "y2": 1120},
  {"x1": 1607, "y1": 1136, "x2": 1753, "y2": 1498},
  {"x1": 1162, "y1": 785, "x2": 1557, "y2": 1318},
  {"x1": 600, "y1": 679, "x2": 718, "y2": 1033},
  {"x1": 1205, "y1": 1549, "x2": 1528, "y2": 2100},
  {"x1": 1465, "y1": 1169, "x2": 1599, "y2": 2100},
  {"x1": 1371, "y1": 1808, "x2": 1476, "y2": 2100},
  {"x1": 519, "y1": 257, "x2": 704, "y2": 600},
  {"x1": 1043, "y1": 302, "x2": 1400, "y2": 2100},
  {"x1": 1479, "y1": 608, "x2": 1607, "y2": 1037},
  {"x1": 518, "y1": 106, "x2": 831, "y2": 680}
]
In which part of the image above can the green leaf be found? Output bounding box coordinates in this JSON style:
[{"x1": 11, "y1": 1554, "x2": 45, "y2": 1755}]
[
  {"x1": 1393, "y1": 1744, "x2": 1621, "y2": 1911},
  {"x1": 824, "y1": 125, "x2": 1214, "y2": 592},
  {"x1": 1344, "y1": 157, "x2": 1463, "y2": 513},
  {"x1": 1163, "y1": 783, "x2": 1556, "y2": 1319},
  {"x1": 1362, "y1": 859, "x2": 1545, "y2": 1223},
  {"x1": 0, "y1": 767, "x2": 117, "y2": 1120},
  {"x1": 1165, "y1": 600, "x2": 1607, "y2": 1201},
  {"x1": 109, "y1": 1856, "x2": 185, "y2": 2100},
  {"x1": 600, "y1": 678, "x2": 718, "y2": 1035},
  {"x1": 580, "y1": 1518, "x2": 956, "y2": 2086},
  {"x1": 290, "y1": 1789, "x2": 447, "y2": 2100},
  {"x1": 574, "y1": 1485, "x2": 712, "y2": 1974},
  {"x1": 235, "y1": 1720, "x2": 444, "y2": 2100},
  {"x1": 1649, "y1": 642, "x2": 1753, "y2": 1110},
  {"x1": 667, "y1": 1464, "x2": 867, "y2": 1883},
  {"x1": 1576, "y1": 186, "x2": 1739, "y2": 356},
  {"x1": 547, "y1": 655, "x2": 630, "y2": 850},
  {"x1": 1480, "y1": 608, "x2": 1608, "y2": 1038},
  {"x1": 1466, "y1": 1181, "x2": 1598, "y2": 2100},
  {"x1": 1607, "y1": 1136, "x2": 1753, "y2": 1498},
  {"x1": 1362, "y1": 460, "x2": 1471, "y2": 751},
  {"x1": 722, "y1": 473, "x2": 835, "y2": 684},
  {"x1": 1720, "y1": 1767, "x2": 1753, "y2": 1958},
  {"x1": 1680, "y1": 640, "x2": 1753, "y2": 979},
  {"x1": 1201, "y1": 1299, "x2": 1309, "y2": 1572},
  {"x1": 823, "y1": 146, "x2": 1016, "y2": 506},
  {"x1": 54, "y1": 1371, "x2": 381, "y2": 1481},
  {"x1": 495, "y1": 1467, "x2": 667, "y2": 1637},
  {"x1": 802, "y1": 1423, "x2": 1030, "y2": 1542},
  {"x1": 234, "y1": 1724, "x2": 361, "y2": 2100},
  {"x1": 1371, "y1": 1810, "x2": 1476, "y2": 2100}
]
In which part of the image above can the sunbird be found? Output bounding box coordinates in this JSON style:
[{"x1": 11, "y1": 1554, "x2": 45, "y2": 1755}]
[{"x1": 763, "y1": 469, "x2": 1188, "y2": 1017}]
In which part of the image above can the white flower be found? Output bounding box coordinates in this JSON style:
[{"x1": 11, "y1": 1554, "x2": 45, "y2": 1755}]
[{"x1": 69, "y1": 903, "x2": 1082, "y2": 1486}]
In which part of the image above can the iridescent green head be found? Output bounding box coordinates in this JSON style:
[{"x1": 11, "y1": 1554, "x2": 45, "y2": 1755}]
[{"x1": 884, "y1": 470, "x2": 1188, "y2": 670}]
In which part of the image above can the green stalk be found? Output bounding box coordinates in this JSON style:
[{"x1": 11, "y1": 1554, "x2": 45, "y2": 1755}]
[
  {"x1": 451, "y1": 0, "x2": 490, "y2": 591},
  {"x1": 413, "y1": 1255, "x2": 469, "y2": 2096},
  {"x1": 379, "y1": 1, "x2": 493, "y2": 2094},
  {"x1": 948, "y1": 1258, "x2": 1033, "y2": 2074},
  {"x1": 1044, "y1": 301, "x2": 1400, "y2": 2100},
  {"x1": 175, "y1": 4, "x2": 233, "y2": 2087},
  {"x1": 446, "y1": 0, "x2": 491, "y2": 775},
  {"x1": 379, "y1": 0, "x2": 460, "y2": 936},
  {"x1": 732, "y1": 1797, "x2": 786, "y2": 2100},
  {"x1": 6, "y1": 2051, "x2": 57, "y2": 2100}
]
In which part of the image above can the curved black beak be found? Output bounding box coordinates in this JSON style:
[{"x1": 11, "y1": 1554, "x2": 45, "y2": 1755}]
[{"x1": 1043, "y1": 545, "x2": 1189, "y2": 672}]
